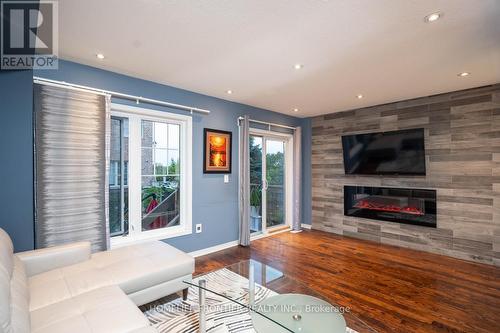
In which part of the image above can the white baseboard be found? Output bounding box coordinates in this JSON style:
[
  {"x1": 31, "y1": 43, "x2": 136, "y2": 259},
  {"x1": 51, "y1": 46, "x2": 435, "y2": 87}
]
[
  {"x1": 189, "y1": 240, "x2": 239, "y2": 258},
  {"x1": 189, "y1": 225, "x2": 312, "y2": 258}
]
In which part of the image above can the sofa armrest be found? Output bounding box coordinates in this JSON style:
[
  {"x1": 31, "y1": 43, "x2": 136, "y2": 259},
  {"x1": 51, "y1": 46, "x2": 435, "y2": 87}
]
[{"x1": 15, "y1": 241, "x2": 91, "y2": 277}]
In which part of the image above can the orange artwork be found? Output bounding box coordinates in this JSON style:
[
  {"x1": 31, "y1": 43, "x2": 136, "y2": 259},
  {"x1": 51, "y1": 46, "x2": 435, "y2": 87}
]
[{"x1": 204, "y1": 129, "x2": 232, "y2": 173}]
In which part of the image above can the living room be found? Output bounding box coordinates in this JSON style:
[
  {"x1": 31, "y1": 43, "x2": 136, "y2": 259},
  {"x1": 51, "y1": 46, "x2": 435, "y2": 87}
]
[{"x1": 0, "y1": 1, "x2": 499, "y2": 332}]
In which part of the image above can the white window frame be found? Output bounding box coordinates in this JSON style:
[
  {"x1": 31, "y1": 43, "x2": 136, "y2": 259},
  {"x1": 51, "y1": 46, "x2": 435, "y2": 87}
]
[{"x1": 110, "y1": 103, "x2": 192, "y2": 248}]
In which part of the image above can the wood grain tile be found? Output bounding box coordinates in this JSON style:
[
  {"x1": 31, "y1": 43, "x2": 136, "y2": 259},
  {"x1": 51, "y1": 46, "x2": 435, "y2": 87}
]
[{"x1": 311, "y1": 84, "x2": 500, "y2": 266}]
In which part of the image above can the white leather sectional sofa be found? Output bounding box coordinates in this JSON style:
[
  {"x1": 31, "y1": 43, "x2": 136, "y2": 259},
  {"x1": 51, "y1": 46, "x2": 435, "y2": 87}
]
[{"x1": 0, "y1": 228, "x2": 195, "y2": 333}]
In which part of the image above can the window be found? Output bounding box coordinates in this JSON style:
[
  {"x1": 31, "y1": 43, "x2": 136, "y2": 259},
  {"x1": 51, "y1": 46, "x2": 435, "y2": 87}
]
[
  {"x1": 140, "y1": 120, "x2": 180, "y2": 231},
  {"x1": 109, "y1": 117, "x2": 129, "y2": 236},
  {"x1": 109, "y1": 104, "x2": 192, "y2": 246}
]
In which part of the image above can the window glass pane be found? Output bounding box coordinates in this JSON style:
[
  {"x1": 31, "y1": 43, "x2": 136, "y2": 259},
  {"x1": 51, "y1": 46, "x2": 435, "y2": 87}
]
[
  {"x1": 154, "y1": 148, "x2": 169, "y2": 175},
  {"x1": 167, "y1": 150, "x2": 179, "y2": 175},
  {"x1": 141, "y1": 148, "x2": 154, "y2": 175},
  {"x1": 141, "y1": 120, "x2": 153, "y2": 147},
  {"x1": 250, "y1": 136, "x2": 262, "y2": 185},
  {"x1": 250, "y1": 136, "x2": 263, "y2": 234},
  {"x1": 124, "y1": 161, "x2": 128, "y2": 186},
  {"x1": 154, "y1": 122, "x2": 168, "y2": 148},
  {"x1": 109, "y1": 117, "x2": 129, "y2": 236},
  {"x1": 168, "y1": 124, "x2": 179, "y2": 149},
  {"x1": 266, "y1": 140, "x2": 285, "y2": 228},
  {"x1": 141, "y1": 176, "x2": 180, "y2": 231},
  {"x1": 140, "y1": 120, "x2": 180, "y2": 232},
  {"x1": 123, "y1": 118, "x2": 129, "y2": 137},
  {"x1": 109, "y1": 161, "x2": 117, "y2": 186}
]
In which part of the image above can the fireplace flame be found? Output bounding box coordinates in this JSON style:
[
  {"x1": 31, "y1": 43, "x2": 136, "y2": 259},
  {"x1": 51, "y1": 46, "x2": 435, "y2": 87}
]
[{"x1": 354, "y1": 199, "x2": 424, "y2": 216}]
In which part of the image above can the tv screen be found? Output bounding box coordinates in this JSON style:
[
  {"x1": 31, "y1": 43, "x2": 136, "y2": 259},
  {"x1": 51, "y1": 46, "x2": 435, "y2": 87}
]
[{"x1": 342, "y1": 128, "x2": 426, "y2": 175}]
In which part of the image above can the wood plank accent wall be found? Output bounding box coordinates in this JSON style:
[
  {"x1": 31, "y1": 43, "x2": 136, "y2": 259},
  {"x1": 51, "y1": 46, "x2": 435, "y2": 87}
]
[{"x1": 311, "y1": 84, "x2": 500, "y2": 266}]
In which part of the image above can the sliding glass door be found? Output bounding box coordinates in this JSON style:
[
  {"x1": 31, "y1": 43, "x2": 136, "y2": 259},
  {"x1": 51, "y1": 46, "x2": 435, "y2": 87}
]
[{"x1": 249, "y1": 132, "x2": 291, "y2": 235}]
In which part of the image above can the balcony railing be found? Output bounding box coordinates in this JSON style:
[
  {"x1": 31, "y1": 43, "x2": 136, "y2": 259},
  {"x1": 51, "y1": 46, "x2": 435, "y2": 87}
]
[{"x1": 142, "y1": 188, "x2": 180, "y2": 231}]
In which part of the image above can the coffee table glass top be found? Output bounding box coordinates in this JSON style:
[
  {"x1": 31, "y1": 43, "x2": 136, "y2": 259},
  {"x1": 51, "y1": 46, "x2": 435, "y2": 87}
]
[{"x1": 183, "y1": 259, "x2": 376, "y2": 333}]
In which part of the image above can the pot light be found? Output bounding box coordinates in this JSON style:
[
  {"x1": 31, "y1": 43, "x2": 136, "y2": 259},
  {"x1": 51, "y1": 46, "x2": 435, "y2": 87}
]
[
  {"x1": 96, "y1": 53, "x2": 105, "y2": 60},
  {"x1": 226, "y1": 90, "x2": 233, "y2": 94},
  {"x1": 294, "y1": 64, "x2": 303, "y2": 70},
  {"x1": 458, "y1": 72, "x2": 470, "y2": 77},
  {"x1": 293, "y1": 108, "x2": 299, "y2": 112},
  {"x1": 356, "y1": 94, "x2": 363, "y2": 99},
  {"x1": 424, "y1": 12, "x2": 442, "y2": 23}
]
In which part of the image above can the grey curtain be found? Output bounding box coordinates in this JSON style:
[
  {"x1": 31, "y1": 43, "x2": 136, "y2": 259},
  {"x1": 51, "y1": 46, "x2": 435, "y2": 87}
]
[
  {"x1": 34, "y1": 83, "x2": 110, "y2": 252},
  {"x1": 238, "y1": 115, "x2": 251, "y2": 246},
  {"x1": 292, "y1": 127, "x2": 302, "y2": 232}
]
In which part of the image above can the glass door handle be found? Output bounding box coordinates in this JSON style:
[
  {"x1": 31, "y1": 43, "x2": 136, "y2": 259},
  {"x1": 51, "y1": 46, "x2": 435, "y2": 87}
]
[{"x1": 263, "y1": 179, "x2": 269, "y2": 190}]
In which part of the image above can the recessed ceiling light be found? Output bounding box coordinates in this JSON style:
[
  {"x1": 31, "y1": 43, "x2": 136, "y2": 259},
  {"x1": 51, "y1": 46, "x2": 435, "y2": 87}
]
[
  {"x1": 458, "y1": 72, "x2": 470, "y2": 77},
  {"x1": 356, "y1": 94, "x2": 363, "y2": 99},
  {"x1": 293, "y1": 108, "x2": 299, "y2": 112},
  {"x1": 294, "y1": 64, "x2": 303, "y2": 70},
  {"x1": 96, "y1": 53, "x2": 105, "y2": 59},
  {"x1": 424, "y1": 12, "x2": 442, "y2": 23},
  {"x1": 226, "y1": 90, "x2": 233, "y2": 94}
]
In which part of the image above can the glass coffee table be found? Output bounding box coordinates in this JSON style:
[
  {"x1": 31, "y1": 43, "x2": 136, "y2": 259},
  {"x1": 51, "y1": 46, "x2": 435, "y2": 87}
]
[{"x1": 183, "y1": 260, "x2": 377, "y2": 333}]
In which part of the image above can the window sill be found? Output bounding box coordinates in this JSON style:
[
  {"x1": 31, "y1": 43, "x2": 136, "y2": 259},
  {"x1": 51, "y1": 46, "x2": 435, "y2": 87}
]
[{"x1": 110, "y1": 226, "x2": 191, "y2": 249}]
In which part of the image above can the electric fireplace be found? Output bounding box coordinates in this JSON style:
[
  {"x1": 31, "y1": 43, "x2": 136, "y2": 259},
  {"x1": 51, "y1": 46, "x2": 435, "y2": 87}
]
[{"x1": 344, "y1": 186, "x2": 436, "y2": 227}]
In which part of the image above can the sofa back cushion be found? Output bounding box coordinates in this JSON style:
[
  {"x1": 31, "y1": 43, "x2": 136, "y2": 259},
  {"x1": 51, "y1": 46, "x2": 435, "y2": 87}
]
[{"x1": 0, "y1": 229, "x2": 30, "y2": 333}]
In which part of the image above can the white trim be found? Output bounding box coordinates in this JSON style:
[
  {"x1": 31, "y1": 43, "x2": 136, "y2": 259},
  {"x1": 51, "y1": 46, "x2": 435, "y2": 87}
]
[
  {"x1": 110, "y1": 103, "x2": 192, "y2": 248},
  {"x1": 189, "y1": 240, "x2": 239, "y2": 258},
  {"x1": 190, "y1": 227, "x2": 294, "y2": 258},
  {"x1": 301, "y1": 223, "x2": 312, "y2": 230}
]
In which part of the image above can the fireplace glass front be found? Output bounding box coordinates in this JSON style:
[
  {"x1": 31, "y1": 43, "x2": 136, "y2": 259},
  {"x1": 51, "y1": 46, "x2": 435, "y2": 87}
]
[{"x1": 344, "y1": 186, "x2": 437, "y2": 228}]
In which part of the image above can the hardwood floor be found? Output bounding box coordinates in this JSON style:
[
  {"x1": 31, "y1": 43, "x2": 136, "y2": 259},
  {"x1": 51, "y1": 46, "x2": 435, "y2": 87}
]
[{"x1": 195, "y1": 230, "x2": 500, "y2": 333}]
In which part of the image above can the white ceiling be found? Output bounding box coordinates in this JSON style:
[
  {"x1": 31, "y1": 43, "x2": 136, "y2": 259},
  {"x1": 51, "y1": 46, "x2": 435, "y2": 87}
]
[{"x1": 58, "y1": 0, "x2": 500, "y2": 117}]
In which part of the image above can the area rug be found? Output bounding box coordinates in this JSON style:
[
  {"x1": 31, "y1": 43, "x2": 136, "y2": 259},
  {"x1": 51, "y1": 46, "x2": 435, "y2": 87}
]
[{"x1": 144, "y1": 268, "x2": 358, "y2": 333}]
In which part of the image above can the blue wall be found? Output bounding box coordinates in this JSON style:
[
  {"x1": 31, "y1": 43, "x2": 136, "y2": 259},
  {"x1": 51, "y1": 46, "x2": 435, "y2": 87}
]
[
  {"x1": 0, "y1": 70, "x2": 35, "y2": 251},
  {"x1": 0, "y1": 60, "x2": 311, "y2": 252}
]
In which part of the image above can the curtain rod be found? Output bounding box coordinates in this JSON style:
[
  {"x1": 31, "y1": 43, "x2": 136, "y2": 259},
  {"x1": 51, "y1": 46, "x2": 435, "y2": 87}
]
[
  {"x1": 33, "y1": 76, "x2": 211, "y2": 115},
  {"x1": 237, "y1": 116, "x2": 297, "y2": 130}
]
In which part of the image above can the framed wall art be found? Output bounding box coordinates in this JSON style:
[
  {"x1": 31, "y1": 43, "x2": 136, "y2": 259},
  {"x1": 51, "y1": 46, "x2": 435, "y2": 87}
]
[{"x1": 203, "y1": 128, "x2": 232, "y2": 173}]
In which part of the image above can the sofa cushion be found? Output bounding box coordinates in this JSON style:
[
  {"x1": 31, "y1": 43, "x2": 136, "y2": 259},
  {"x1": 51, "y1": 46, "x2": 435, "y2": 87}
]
[
  {"x1": 90, "y1": 241, "x2": 194, "y2": 294},
  {"x1": 28, "y1": 241, "x2": 194, "y2": 310},
  {"x1": 28, "y1": 261, "x2": 110, "y2": 311},
  {"x1": 30, "y1": 286, "x2": 153, "y2": 333}
]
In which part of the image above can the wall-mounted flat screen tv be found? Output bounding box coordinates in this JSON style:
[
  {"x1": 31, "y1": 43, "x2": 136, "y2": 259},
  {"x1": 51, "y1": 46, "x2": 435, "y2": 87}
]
[{"x1": 342, "y1": 128, "x2": 426, "y2": 175}]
